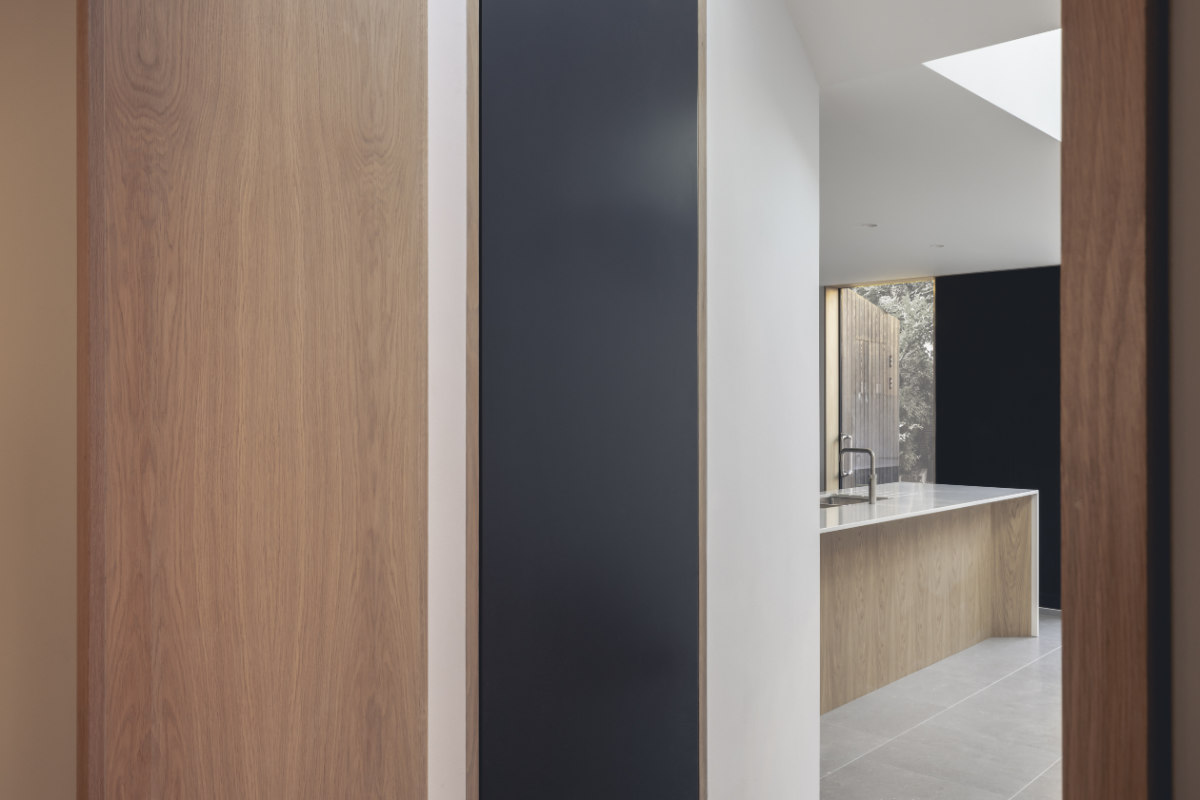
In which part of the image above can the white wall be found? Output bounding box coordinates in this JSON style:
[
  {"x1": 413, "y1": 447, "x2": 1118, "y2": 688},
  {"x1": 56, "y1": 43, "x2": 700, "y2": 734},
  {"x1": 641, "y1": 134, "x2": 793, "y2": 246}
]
[
  {"x1": 428, "y1": 2, "x2": 468, "y2": 798},
  {"x1": 1172, "y1": 0, "x2": 1200, "y2": 793},
  {"x1": 706, "y1": 0, "x2": 822, "y2": 796},
  {"x1": 0, "y1": 0, "x2": 76, "y2": 796}
]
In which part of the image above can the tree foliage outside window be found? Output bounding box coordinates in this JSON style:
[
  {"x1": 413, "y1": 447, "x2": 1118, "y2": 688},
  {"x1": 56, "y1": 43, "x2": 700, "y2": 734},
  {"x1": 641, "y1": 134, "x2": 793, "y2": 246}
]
[{"x1": 854, "y1": 281, "x2": 936, "y2": 482}]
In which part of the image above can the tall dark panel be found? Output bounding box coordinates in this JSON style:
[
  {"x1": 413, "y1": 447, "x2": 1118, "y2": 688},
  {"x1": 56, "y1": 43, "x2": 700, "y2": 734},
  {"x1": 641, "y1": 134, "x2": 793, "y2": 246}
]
[
  {"x1": 936, "y1": 266, "x2": 1062, "y2": 609},
  {"x1": 479, "y1": 1, "x2": 700, "y2": 798}
]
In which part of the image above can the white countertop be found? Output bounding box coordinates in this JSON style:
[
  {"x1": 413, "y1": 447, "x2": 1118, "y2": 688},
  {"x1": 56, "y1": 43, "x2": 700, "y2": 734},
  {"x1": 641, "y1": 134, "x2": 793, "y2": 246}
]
[{"x1": 820, "y1": 482, "x2": 1038, "y2": 534}]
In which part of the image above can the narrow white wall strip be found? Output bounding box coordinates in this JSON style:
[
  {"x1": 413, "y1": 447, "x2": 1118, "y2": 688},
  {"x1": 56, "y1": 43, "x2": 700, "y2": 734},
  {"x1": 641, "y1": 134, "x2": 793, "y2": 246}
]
[
  {"x1": 428, "y1": 1, "x2": 468, "y2": 797},
  {"x1": 706, "y1": 1, "x2": 821, "y2": 796}
]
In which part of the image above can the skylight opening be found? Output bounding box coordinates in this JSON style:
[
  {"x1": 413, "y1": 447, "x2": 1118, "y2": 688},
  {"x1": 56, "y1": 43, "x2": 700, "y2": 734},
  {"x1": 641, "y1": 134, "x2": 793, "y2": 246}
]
[{"x1": 924, "y1": 29, "x2": 1062, "y2": 141}]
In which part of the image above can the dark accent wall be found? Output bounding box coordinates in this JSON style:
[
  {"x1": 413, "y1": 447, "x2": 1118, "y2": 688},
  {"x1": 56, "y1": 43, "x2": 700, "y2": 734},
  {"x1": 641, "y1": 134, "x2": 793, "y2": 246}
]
[
  {"x1": 936, "y1": 266, "x2": 1062, "y2": 609},
  {"x1": 479, "y1": 2, "x2": 700, "y2": 798}
]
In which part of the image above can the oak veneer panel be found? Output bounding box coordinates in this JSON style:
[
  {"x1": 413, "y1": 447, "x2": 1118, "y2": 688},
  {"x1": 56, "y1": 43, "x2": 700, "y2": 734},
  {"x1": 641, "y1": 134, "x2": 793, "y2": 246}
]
[
  {"x1": 78, "y1": 0, "x2": 428, "y2": 797},
  {"x1": 820, "y1": 499, "x2": 1034, "y2": 713},
  {"x1": 992, "y1": 497, "x2": 1035, "y2": 637},
  {"x1": 1062, "y1": 0, "x2": 1170, "y2": 797}
]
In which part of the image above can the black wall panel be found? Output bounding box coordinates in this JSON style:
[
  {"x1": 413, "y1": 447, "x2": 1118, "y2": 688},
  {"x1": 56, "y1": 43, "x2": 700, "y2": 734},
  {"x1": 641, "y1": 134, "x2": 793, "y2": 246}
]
[
  {"x1": 936, "y1": 266, "x2": 1062, "y2": 609},
  {"x1": 479, "y1": 1, "x2": 700, "y2": 797}
]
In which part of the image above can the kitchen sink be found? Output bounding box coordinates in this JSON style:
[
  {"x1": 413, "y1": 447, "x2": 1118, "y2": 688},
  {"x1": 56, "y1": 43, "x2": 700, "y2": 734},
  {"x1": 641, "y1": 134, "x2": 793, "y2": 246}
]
[{"x1": 820, "y1": 494, "x2": 886, "y2": 509}]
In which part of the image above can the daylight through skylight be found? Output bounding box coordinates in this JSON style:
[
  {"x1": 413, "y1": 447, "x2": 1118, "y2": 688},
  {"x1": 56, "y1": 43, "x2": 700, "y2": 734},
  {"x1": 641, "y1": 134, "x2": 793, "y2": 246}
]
[{"x1": 924, "y1": 29, "x2": 1062, "y2": 141}]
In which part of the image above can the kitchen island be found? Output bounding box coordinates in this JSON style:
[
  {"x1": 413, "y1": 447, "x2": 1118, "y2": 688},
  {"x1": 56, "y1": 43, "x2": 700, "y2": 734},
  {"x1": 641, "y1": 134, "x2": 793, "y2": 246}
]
[{"x1": 820, "y1": 482, "x2": 1039, "y2": 712}]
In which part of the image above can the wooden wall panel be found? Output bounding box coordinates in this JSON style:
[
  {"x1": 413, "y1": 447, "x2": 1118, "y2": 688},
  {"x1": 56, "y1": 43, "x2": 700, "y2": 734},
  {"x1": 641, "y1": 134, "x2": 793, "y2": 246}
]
[
  {"x1": 78, "y1": 0, "x2": 428, "y2": 797},
  {"x1": 820, "y1": 497, "x2": 1035, "y2": 712},
  {"x1": 1061, "y1": 0, "x2": 1170, "y2": 797}
]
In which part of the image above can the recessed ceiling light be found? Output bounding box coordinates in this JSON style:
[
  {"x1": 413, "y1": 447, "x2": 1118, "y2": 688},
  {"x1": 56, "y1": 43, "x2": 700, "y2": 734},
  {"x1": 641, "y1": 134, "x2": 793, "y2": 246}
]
[{"x1": 924, "y1": 29, "x2": 1062, "y2": 141}]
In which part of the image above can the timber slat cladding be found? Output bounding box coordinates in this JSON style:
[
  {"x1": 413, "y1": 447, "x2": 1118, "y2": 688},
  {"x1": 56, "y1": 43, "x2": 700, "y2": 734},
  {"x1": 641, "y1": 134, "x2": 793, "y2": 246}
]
[{"x1": 839, "y1": 291, "x2": 900, "y2": 486}]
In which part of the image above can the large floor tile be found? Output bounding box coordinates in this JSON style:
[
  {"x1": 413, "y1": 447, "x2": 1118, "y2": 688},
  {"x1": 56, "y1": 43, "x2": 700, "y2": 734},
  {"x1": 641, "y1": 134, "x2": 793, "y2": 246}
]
[
  {"x1": 1013, "y1": 759, "x2": 1062, "y2": 799},
  {"x1": 820, "y1": 721, "x2": 889, "y2": 777},
  {"x1": 821, "y1": 611, "x2": 1062, "y2": 799},
  {"x1": 820, "y1": 755, "x2": 1007, "y2": 800},
  {"x1": 923, "y1": 637, "x2": 1054, "y2": 686},
  {"x1": 820, "y1": 687, "x2": 946, "y2": 740},
  {"x1": 1037, "y1": 610, "x2": 1062, "y2": 640},
  {"x1": 1019, "y1": 648, "x2": 1062, "y2": 684},
  {"x1": 925, "y1": 667, "x2": 1062, "y2": 755},
  {"x1": 868, "y1": 661, "x2": 993, "y2": 709},
  {"x1": 865, "y1": 717, "x2": 1060, "y2": 797}
]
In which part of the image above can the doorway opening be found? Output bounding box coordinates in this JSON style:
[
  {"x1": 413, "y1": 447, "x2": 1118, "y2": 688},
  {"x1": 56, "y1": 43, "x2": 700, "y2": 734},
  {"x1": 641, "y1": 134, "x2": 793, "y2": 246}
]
[{"x1": 811, "y1": 4, "x2": 1064, "y2": 795}]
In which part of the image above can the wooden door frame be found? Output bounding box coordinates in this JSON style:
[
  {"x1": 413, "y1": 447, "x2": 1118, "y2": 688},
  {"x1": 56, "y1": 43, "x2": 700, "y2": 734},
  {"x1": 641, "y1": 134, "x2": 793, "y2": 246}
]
[
  {"x1": 466, "y1": 0, "x2": 1175, "y2": 798},
  {"x1": 1061, "y1": 1, "x2": 1172, "y2": 798}
]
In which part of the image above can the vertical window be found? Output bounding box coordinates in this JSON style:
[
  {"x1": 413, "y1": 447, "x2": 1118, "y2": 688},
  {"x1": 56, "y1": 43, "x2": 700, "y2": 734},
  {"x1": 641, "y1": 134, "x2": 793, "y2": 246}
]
[{"x1": 845, "y1": 281, "x2": 936, "y2": 484}]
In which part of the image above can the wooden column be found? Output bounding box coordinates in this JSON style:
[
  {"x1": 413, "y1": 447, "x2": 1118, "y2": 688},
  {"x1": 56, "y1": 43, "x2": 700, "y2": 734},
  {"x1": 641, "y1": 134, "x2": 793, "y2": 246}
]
[
  {"x1": 1062, "y1": 0, "x2": 1171, "y2": 797},
  {"x1": 77, "y1": 0, "x2": 428, "y2": 796}
]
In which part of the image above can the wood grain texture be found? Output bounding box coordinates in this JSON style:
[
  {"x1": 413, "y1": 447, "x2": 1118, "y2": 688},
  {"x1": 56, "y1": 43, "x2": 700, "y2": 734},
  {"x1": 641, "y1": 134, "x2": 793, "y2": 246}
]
[
  {"x1": 466, "y1": 0, "x2": 480, "y2": 796},
  {"x1": 820, "y1": 498, "x2": 1035, "y2": 712},
  {"x1": 78, "y1": 0, "x2": 428, "y2": 796},
  {"x1": 1061, "y1": 0, "x2": 1170, "y2": 797},
  {"x1": 991, "y1": 497, "x2": 1035, "y2": 638},
  {"x1": 1170, "y1": 0, "x2": 1200, "y2": 793},
  {"x1": 77, "y1": 2, "x2": 98, "y2": 796}
]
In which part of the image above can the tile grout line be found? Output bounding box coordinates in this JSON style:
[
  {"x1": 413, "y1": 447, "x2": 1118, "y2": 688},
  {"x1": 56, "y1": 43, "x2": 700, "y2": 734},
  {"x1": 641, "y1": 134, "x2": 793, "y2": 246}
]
[
  {"x1": 1005, "y1": 756, "x2": 1062, "y2": 800},
  {"x1": 821, "y1": 644, "x2": 1063, "y2": 781}
]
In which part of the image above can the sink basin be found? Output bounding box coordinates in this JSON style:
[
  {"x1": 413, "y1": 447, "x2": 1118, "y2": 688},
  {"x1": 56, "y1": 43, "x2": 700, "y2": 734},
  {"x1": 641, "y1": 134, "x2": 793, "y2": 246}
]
[{"x1": 820, "y1": 494, "x2": 887, "y2": 509}]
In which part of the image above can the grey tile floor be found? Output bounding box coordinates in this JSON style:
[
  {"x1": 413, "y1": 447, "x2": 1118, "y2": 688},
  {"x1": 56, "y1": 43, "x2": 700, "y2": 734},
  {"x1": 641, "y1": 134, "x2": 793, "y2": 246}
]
[{"x1": 821, "y1": 610, "x2": 1062, "y2": 800}]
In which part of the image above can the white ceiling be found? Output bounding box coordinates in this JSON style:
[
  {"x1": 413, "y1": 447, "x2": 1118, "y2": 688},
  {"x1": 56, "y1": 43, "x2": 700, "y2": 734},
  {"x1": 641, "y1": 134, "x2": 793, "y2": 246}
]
[
  {"x1": 787, "y1": 0, "x2": 1062, "y2": 285},
  {"x1": 787, "y1": 0, "x2": 1060, "y2": 88}
]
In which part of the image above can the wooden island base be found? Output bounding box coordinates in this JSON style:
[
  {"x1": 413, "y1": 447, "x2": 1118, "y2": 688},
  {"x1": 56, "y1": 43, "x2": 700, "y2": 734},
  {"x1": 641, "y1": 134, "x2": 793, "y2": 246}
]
[{"x1": 821, "y1": 495, "x2": 1036, "y2": 713}]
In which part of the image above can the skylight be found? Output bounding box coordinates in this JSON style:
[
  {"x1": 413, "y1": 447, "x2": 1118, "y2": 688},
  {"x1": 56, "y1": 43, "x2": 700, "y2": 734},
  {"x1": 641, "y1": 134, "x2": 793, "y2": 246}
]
[{"x1": 924, "y1": 29, "x2": 1062, "y2": 141}]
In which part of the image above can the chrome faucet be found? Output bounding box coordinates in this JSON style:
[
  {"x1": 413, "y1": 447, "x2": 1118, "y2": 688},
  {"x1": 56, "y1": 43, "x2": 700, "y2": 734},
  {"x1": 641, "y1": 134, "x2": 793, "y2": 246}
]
[{"x1": 840, "y1": 446, "x2": 878, "y2": 504}]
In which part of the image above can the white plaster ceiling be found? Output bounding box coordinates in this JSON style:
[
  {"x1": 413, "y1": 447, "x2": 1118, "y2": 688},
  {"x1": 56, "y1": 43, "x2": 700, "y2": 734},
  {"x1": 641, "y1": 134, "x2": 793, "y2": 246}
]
[{"x1": 787, "y1": 0, "x2": 1062, "y2": 284}]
